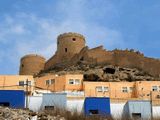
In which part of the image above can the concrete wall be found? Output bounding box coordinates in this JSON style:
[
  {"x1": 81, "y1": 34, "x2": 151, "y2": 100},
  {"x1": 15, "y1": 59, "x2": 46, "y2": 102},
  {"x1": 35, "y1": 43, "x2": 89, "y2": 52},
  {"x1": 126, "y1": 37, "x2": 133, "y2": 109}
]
[
  {"x1": 123, "y1": 100, "x2": 152, "y2": 119},
  {"x1": 28, "y1": 96, "x2": 43, "y2": 112},
  {"x1": 41, "y1": 93, "x2": 67, "y2": 110}
]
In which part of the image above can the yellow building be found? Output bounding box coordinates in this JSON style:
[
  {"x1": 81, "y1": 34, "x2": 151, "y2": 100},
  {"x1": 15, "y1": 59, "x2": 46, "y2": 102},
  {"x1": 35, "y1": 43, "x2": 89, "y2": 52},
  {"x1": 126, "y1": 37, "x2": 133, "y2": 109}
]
[
  {"x1": 35, "y1": 74, "x2": 83, "y2": 92},
  {"x1": 83, "y1": 81, "x2": 160, "y2": 100},
  {"x1": 0, "y1": 75, "x2": 34, "y2": 95},
  {"x1": 1, "y1": 74, "x2": 160, "y2": 101}
]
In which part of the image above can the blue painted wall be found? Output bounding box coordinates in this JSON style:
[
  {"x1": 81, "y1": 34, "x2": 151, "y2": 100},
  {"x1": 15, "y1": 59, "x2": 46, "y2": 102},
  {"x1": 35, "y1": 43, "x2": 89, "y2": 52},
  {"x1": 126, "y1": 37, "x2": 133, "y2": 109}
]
[
  {"x1": 0, "y1": 90, "x2": 25, "y2": 108},
  {"x1": 84, "y1": 97, "x2": 111, "y2": 116}
]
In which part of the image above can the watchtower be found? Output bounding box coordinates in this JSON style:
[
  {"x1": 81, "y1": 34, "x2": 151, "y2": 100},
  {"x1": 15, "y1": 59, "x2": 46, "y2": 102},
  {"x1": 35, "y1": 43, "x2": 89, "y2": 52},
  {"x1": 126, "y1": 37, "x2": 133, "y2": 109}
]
[
  {"x1": 19, "y1": 54, "x2": 45, "y2": 75},
  {"x1": 56, "y1": 32, "x2": 85, "y2": 62}
]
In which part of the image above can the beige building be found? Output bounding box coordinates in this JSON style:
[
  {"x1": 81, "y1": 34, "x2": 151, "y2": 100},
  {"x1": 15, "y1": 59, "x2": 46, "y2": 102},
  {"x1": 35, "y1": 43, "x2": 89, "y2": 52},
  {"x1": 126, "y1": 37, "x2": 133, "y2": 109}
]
[
  {"x1": 83, "y1": 81, "x2": 160, "y2": 100},
  {"x1": 1, "y1": 74, "x2": 160, "y2": 101},
  {"x1": 0, "y1": 75, "x2": 34, "y2": 95},
  {"x1": 35, "y1": 74, "x2": 83, "y2": 92},
  {"x1": 35, "y1": 73, "x2": 160, "y2": 101}
]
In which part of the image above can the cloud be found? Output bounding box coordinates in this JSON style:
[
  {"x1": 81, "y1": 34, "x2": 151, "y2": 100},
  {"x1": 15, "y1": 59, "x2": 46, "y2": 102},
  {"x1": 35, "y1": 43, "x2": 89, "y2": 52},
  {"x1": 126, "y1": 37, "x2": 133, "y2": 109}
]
[{"x1": 0, "y1": 0, "x2": 124, "y2": 74}]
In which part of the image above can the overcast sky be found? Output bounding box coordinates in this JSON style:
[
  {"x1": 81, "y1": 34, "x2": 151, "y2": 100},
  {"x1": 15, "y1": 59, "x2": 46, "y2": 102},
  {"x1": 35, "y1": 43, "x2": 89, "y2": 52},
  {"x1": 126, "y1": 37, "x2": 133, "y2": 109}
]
[{"x1": 0, "y1": 0, "x2": 160, "y2": 74}]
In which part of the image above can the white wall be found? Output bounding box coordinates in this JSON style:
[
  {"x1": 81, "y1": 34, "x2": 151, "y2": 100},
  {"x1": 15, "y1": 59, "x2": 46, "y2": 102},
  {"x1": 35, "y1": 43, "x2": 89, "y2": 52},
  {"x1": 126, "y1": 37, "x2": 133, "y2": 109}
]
[
  {"x1": 67, "y1": 99, "x2": 84, "y2": 113},
  {"x1": 28, "y1": 96, "x2": 42, "y2": 112},
  {"x1": 28, "y1": 97, "x2": 160, "y2": 118}
]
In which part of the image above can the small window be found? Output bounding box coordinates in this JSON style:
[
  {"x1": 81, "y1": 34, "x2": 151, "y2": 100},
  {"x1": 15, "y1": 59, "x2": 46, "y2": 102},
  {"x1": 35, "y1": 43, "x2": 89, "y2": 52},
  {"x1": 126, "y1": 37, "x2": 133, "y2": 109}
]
[
  {"x1": 51, "y1": 79, "x2": 55, "y2": 84},
  {"x1": 75, "y1": 79, "x2": 80, "y2": 85},
  {"x1": 21, "y1": 64, "x2": 24, "y2": 68},
  {"x1": 19, "y1": 81, "x2": 24, "y2": 86},
  {"x1": 72, "y1": 38, "x2": 76, "y2": 41},
  {"x1": 152, "y1": 86, "x2": 158, "y2": 91},
  {"x1": 129, "y1": 87, "x2": 134, "y2": 92},
  {"x1": 96, "y1": 86, "x2": 103, "y2": 92},
  {"x1": 46, "y1": 80, "x2": 50, "y2": 85},
  {"x1": 122, "y1": 87, "x2": 128, "y2": 93},
  {"x1": 104, "y1": 87, "x2": 109, "y2": 92},
  {"x1": 65, "y1": 48, "x2": 67, "y2": 52},
  {"x1": 69, "y1": 79, "x2": 74, "y2": 84}
]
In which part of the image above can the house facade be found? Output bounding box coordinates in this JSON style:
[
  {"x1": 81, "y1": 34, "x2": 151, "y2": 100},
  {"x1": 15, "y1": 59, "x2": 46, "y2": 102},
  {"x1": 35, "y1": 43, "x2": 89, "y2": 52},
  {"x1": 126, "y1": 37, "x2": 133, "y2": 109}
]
[
  {"x1": 35, "y1": 74, "x2": 83, "y2": 92},
  {"x1": 0, "y1": 75, "x2": 34, "y2": 95},
  {"x1": 83, "y1": 81, "x2": 160, "y2": 100}
]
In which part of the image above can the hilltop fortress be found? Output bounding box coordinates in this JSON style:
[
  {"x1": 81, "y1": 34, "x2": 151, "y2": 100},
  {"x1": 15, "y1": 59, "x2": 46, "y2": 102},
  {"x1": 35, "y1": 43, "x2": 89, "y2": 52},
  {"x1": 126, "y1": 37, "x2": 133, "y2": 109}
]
[{"x1": 19, "y1": 32, "x2": 160, "y2": 80}]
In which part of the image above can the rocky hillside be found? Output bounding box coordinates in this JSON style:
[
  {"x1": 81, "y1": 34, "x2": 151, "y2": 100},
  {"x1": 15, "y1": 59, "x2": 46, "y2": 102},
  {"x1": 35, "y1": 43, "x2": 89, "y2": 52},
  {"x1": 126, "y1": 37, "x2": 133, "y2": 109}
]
[{"x1": 39, "y1": 62, "x2": 157, "y2": 82}]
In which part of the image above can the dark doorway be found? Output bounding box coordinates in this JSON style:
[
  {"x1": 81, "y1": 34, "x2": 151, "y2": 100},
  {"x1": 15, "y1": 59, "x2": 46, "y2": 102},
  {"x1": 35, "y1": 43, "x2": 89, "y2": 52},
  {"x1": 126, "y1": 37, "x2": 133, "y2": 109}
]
[
  {"x1": 89, "y1": 110, "x2": 99, "y2": 115},
  {"x1": 0, "y1": 102, "x2": 10, "y2": 107},
  {"x1": 45, "y1": 106, "x2": 54, "y2": 110},
  {"x1": 132, "y1": 113, "x2": 141, "y2": 119}
]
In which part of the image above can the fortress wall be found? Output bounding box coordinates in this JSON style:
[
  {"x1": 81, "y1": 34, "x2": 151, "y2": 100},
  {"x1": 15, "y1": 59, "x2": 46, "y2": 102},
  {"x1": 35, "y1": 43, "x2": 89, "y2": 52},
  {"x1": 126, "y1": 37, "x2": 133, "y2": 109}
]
[
  {"x1": 112, "y1": 50, "x2": 144, "y2": 68},
  {"x1": 44, "y1": 54, "x2": 59, "y2": 70},
  {"x1": 83, "y1": 46, "x2": 114, "y2": 65},
  {"x1": 142, "y1": 58, "x2": 160, "y2": 77}
]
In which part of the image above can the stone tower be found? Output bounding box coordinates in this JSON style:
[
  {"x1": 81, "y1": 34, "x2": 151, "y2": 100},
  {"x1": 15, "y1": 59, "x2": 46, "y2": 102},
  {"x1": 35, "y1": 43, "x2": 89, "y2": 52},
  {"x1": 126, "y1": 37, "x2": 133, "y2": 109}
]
[
  {"x1": 56, "y1": 32, "x2": 85, "y2": 62},
  {"x1": 19, "y1": 54, "x2": 45, "y2": 75}
]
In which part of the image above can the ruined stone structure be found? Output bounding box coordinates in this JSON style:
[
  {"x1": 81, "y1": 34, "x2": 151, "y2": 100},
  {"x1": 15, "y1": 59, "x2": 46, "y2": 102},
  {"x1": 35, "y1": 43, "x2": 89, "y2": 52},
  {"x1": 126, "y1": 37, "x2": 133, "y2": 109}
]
[
  {"x1": 19, "y1": 32, "x2": 160, "y2": 78},
  {"x1": 19, "y1": 54, "x2": 45, "y2": 75}
]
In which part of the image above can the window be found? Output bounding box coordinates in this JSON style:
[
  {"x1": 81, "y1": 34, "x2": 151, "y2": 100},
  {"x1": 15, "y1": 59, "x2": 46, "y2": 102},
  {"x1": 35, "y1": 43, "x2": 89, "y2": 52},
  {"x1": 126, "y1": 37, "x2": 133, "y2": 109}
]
[
  {"x1": 21, "y1": 64, "x2": 24, "y2": 68},
  {"x1": 122, "y1": 87, "x2": 128, "y2": 93},
  {"x1": 65, "y1": 48, "x2": 67, "y2": 52},
  {"x1": 69, "y1": 79, "x2": 74, "y2": 84},
  {"x1": 19, "y1": 81, "x2": 24, "y2": 86},
  {"x1": 46, "y1": 79, "x2": 55, "y2": 85},
  {"x1": 75, "y1": 79, "x2": 80, "y2": 85},
  {"x1": 46, "y1": 80, "x2": 50, "y2": 85},
  {"x1": 96, "y1": 86, "x2": 109, "y2": 92},
  {"x1": 96, "y1": 86, "x2": 103, "y2": 92},
  {"x1": 152, "y1": 86, "x2": 158, "y2": 91},
  {"x1": 104, "y1": 87, "x2": 109, "y2": 92},
  {"x1": 51, "y1": 79, "x2": 55, "y2": 84},
  {"x1": 69, "y1": 79, "x2": 81, "y2": 85},
  {"x1": 72, "y1": 38, "x2": 76, "y2": 41},
  {"x1": 129, "y1": 87, "x2": 134, "y2": 92}
]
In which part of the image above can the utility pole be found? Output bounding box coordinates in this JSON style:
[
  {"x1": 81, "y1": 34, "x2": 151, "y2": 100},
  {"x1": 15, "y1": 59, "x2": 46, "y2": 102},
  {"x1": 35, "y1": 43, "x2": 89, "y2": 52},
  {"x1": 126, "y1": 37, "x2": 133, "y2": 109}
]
[
  {"x1": 26, "y1": 79, "x2": 29, "y2": 109},
  {"x1": 150, "y1": 91, "x2": 153, "y2": 119}
]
